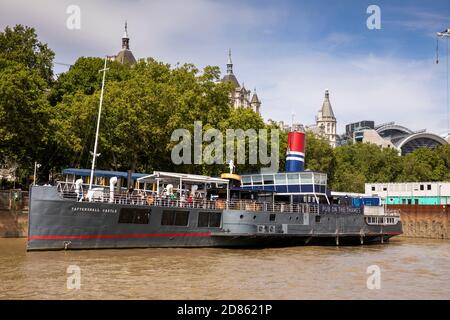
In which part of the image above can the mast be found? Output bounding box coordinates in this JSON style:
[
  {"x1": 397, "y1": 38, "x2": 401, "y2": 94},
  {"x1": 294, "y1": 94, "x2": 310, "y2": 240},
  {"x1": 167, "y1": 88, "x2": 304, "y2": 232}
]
[
  {"x1": 437, "y1": 29, "x2": 450, "y2": 134},
  {"x1": 89, "y1": 57, "x2": 109, "y2": 191}
]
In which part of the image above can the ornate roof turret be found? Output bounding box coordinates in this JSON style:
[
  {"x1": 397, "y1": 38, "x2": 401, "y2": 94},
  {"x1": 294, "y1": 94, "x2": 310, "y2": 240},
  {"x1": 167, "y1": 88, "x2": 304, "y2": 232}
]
[
  {"x1": 221, "y1": 48, "x2": 240, "y2": 88},
  {"x1": 221, "y1": 49, "x2": 261, "y2": 114},
  {"x1": 251, "y1": 88, "x2": 260, "y2": 104},
  {"x1": 116, "y1": 21, "x2": 136, "y2": 65},
  {"x1": 320, "y1": 89, "x2": 335, "y2": 119}
]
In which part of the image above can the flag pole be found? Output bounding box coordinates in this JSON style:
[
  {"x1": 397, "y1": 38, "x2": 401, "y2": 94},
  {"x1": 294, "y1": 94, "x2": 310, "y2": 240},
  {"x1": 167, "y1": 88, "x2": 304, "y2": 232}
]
[{"x1": 89, "y1": 57, "x2": 109, "y2": 191}]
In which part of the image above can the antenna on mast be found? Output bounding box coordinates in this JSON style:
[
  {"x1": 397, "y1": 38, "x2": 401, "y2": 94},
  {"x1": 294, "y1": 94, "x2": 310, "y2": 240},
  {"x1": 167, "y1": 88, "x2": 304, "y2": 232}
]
[
  {"x1": 89, "y1": 56, "x2": 109, "y2": 192},
  {"x1": 436, "y1": 29, "x2": 449, "y2": 134}
]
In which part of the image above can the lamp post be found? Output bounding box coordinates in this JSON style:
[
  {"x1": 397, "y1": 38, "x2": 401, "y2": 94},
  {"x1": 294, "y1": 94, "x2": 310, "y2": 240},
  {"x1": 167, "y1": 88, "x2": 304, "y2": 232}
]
[{"x1": 33, "y1": 162, "x2": 41, "y2": 186}]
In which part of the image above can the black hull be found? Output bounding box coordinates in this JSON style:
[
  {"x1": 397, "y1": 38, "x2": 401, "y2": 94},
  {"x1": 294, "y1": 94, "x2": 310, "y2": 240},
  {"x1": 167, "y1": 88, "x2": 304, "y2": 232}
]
[
  {"x1": 27, "y1": 186, "x2": 402, "y2": 251},
  {"x1": 27, "y1": 234, "x2": 397, "y2": 251}
]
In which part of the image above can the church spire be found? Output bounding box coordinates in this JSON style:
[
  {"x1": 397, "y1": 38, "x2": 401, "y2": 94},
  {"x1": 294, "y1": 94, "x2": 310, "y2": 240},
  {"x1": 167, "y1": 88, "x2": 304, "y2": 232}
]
[
  {"x1": 227, "y1": 48, "x2": 233, "y2": 75},
  {"x1": 321, "y1": 89, "x2": 335, "y2": 119},
  {"x1": 122, "y1": 21, "x2": 130, "y2": 50}
]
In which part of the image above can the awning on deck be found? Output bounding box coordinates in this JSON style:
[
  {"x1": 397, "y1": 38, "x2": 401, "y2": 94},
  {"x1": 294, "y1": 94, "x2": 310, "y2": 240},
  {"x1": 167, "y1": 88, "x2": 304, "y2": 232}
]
[
  {"x1": 137, "y1": 171, "x2": 229, "y2": 185},
  {"x1": 62, "y1": 168, "x2": 148, "y2": 180}
]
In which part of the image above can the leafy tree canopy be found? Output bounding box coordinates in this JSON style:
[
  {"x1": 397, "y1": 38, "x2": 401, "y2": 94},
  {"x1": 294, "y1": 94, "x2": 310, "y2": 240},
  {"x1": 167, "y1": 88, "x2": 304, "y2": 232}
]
[{"x1": 0, "y1": 24, "x2": 54, "y2": 85}]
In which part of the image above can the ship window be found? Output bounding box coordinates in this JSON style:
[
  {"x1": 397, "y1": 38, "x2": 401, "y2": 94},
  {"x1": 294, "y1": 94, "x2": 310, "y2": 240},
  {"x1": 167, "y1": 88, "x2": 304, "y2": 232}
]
[
  {"x1": 161, "y1": 210, "x2": 175, "y2": 225},
  {"x1": 252, "y1": 175, "x2": 262, "y2": 185},
  {"x1": 118, "y1": 208, "x2": 150, "y2": 224},
  {"x1": 420, "y1": 185, "x2": 424, "y2": 191},
  {"x1": 161, "y1": 210, "x2": 189, "y2": 226},
  {"x1": 300, "y1": 173, "x2": 312, "y2": 184},
  {"x1": 287, "y1": 173, "x2": 299, "y2": 184},
  {"x1": 269, "y1": 214, "x2": 276, "y2": 222},
  {"x1": 263, "y1": 175, "x2": 274, "y2": 185},
  {"x1": 241, "y1": 176, "x2": 252, "y2": 185},
  {"x1": 210, "y1": 212, "x2": 221, "y2": 227},
  {"x1": 198, "y1": 212, "x2": 209, "y2": 227},
  {"x1": 174, "y1": 211, "x2": 189, "y2": 226},
  {"x1": 371, "y1": 186, "x2": 375, "y2": 191},
  {"x1": 198, "y1": 212, "x2": 221, "y2": 228},
  {"x1": 275, "y1": 174, "x2": 287, "y2": 185},
  {"x1": 427, "y1": 184, "x2": 431, "y2": 190}
]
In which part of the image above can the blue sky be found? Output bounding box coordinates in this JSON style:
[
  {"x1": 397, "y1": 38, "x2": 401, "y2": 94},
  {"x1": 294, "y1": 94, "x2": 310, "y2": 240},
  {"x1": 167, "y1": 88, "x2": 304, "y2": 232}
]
[{"x1": 1, "y1": 0, "x2": 449, "y2": 135}]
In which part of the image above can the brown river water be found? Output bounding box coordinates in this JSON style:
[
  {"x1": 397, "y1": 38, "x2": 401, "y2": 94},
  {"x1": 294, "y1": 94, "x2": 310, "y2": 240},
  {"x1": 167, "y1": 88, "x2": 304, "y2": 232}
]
[{"x1": 0, "y1": 237, "x2": 448, "y2": 300}]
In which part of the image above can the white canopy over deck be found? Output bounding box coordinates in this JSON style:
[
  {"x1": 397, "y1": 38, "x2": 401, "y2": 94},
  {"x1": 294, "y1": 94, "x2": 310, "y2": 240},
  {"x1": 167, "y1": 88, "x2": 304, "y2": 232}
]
[
  {"x1": 137, "y1": 171, "x2": 230, "y2": 201},
  {"x1": 137, "y1": 171, "x2": 229, "y2": 185}
]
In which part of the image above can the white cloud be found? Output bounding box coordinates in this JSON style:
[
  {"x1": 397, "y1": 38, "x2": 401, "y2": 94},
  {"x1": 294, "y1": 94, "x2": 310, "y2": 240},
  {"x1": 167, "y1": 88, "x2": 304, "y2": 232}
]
[
  {"x1": 247, "y1": 51, "x2": 448, "y2": 135},
  {"x1": 0, "y1": 0, "x2": 283, "y2": 67}
]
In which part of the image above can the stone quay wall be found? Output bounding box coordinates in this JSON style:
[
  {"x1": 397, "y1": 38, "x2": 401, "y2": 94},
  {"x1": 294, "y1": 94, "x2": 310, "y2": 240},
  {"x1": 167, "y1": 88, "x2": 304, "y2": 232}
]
[
  {"x1": 388, "y1": 204, "x2": 449, "y2": 239},
  {"x1": 0, "y1": 190, "x2": 29, "y2": 237}
]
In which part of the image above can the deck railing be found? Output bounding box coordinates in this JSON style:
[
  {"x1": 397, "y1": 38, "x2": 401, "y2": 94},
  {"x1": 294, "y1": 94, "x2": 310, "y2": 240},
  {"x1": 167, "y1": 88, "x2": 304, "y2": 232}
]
[{"x1": 56, "y1": 181, "x2": 386, "y2": 215}]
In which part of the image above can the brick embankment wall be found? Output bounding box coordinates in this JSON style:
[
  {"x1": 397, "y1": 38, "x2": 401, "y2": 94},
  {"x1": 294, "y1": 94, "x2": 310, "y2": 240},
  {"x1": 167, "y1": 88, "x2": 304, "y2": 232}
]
[
  {"x1": 0, "y1": 190, "x2": 29, "y2": 238},
  {"x1": 388, "y1": 205, "x2": 449, "y2": 239}
]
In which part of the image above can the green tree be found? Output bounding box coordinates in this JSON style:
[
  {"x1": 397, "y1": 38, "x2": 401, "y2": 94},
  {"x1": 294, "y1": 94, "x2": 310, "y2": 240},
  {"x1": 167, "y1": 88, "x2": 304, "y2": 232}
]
[
  {"x1": 304, "y1": 132, "x2": 336, "y2": 181},
  {"x1": 332, "y1": 142, "x2": 402, "y2": 192},
  {"x1": 435, "y1": 144, "x2": 450, "y2": 180},
  {"x1": 49, "y1": 57, "x2": 131, "y2": 105},
  {"x1": 0, "y1": 25, "x2": 54, "y2": 85},
  {"x1": 0, "y1": 25, "x2": 55, "y2": 184},
  {"x1": 397, "y1": 147, "x2": 448, "y2": 182},
  {"x1": 50, "y1": 58, "x2": 270, "y2": 177}
]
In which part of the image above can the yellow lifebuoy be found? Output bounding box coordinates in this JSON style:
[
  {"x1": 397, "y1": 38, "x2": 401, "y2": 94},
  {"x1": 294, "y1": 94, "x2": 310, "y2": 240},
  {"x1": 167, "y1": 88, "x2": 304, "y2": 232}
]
[{"x1": 146, "y1": 195, "x2": 155, "y2": 206}]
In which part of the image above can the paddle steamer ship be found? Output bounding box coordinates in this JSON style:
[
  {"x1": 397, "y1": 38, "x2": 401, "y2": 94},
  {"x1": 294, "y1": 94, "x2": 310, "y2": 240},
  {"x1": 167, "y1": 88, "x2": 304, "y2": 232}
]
[
  {"x1": 27, "y1": 130, "x2": 402, "y2": 250},
  {"x1": 27, "y1": 58, "x2": 401, "y2": 250}
]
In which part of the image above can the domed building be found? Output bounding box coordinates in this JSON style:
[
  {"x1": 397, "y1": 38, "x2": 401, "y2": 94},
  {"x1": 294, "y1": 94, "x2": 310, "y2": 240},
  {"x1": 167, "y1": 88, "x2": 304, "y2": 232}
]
[{"x1": 346, "y1": 121, "x2": 448, "y2": 155}]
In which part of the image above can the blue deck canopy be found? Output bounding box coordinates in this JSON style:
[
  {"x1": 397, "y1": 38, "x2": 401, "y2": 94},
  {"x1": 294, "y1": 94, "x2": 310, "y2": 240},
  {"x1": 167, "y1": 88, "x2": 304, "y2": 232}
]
[{"x1": 62, "y1": 168, "x2": 149, "y2": 180}]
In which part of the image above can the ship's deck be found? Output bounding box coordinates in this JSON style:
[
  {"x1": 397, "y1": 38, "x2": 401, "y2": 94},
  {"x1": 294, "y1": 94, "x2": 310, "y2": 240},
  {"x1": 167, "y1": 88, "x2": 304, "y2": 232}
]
[{"x1": 56, "y1": 181, "x2": 400, "y2": 218}]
